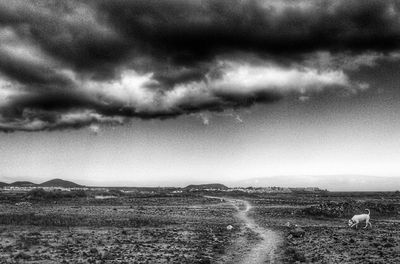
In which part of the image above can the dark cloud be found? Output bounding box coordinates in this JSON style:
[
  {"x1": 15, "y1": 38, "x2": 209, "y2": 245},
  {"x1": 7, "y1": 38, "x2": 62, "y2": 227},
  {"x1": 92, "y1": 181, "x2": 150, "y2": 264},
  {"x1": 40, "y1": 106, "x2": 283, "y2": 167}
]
[
  {"x1": 3, "y1": 0, "x2": 400, "y2": 80},
  {"x1": 94, "y1": 0, "x2": 400, "y2": 66},
  {"x1": 0, "y1": 0, "x2": 399, "y2": 131},
  {"x1": 0, "y1": 51, "x2": 73, "y2": 88}
]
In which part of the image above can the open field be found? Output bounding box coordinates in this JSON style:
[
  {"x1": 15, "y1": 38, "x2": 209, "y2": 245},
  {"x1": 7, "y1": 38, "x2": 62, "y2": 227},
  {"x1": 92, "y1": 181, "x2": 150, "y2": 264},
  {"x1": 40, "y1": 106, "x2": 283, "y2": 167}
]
[
  {"x1": 0, "y1": 195, "x2": 242, "y2": 263},
  {"x1": 0, "y1": 190, "x2": 399, "y2": 263},
  {"x1": 247, "y1": 192, "x2": 400, "y2": 263}
]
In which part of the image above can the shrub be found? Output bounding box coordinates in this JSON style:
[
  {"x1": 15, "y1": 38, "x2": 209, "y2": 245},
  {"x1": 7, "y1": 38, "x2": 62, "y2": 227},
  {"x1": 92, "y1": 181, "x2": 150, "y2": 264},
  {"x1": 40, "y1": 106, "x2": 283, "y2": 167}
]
[{"x1": 26, "y1": 188, "x2": 87, "y2": 200}]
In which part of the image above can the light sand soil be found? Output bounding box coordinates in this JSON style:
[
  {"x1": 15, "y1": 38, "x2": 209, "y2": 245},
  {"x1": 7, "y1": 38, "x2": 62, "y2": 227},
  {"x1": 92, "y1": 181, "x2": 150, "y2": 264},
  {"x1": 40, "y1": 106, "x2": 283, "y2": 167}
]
[{"x1": 206, "y1": 197, "x2": 282, "y2": 264}]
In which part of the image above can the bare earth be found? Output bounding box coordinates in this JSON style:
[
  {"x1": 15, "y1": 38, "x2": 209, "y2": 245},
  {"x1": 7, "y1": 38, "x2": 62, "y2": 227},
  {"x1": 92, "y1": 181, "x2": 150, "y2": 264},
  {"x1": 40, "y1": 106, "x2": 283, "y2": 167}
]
[
  {"x1": 0, "y1": 196, "x2": 241, "y2": 263},
  {"x1": 2, "y1": 191, "x2": 399, "y2": 263}
]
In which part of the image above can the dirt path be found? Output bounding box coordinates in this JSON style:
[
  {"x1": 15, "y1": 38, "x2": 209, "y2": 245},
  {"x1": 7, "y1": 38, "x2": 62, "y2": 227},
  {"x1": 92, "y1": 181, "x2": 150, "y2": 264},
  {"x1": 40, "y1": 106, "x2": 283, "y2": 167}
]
[{"x1": 206, "y1": 196, "x2": 281, "y2": 264}]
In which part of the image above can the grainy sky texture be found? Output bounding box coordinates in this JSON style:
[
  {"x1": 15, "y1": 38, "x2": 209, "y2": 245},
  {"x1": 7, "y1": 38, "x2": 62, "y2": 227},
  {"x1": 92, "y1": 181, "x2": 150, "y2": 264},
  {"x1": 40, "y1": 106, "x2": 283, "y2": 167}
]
[{"x1": 0, "y1": 0, "x2": 400, "y2": 187}]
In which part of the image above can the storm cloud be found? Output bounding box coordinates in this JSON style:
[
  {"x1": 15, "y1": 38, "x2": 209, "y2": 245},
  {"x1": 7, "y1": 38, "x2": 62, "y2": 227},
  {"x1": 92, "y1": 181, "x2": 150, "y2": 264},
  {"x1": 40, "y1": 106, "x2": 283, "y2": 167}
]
[{"x1": 1, "y1": 0, "x2": 400, "y2": 131}]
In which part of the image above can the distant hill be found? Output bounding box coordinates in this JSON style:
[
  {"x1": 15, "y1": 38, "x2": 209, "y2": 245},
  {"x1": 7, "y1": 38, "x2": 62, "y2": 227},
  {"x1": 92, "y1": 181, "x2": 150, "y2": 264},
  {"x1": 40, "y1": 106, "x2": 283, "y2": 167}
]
[
  {"x1": 184, "y1": 183, "x2": 228, "y2": 190},
  {"x1": 9, "y1": 181, "x2": 37, "y2": 187},
  {"x1": 40, "y1": 178, "x2": 82, "y2": 188},
  {"x1": 0, "y1": 182, "x2": 9, "y2": 187}
]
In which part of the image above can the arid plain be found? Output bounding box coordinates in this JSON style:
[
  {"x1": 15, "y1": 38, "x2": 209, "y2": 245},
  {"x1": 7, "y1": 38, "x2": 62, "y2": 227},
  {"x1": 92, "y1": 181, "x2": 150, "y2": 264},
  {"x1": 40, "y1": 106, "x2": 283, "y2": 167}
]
[{"x1": 0, "y1": 185, "x2": 399, "y2": 263}]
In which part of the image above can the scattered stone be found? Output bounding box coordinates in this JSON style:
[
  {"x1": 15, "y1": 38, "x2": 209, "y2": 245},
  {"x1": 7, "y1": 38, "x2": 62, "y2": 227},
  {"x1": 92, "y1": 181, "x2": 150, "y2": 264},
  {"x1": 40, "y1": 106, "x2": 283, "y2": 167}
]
[
  {"x1": 384, "y1": 243, "x2": 394, "y2": 248},
  {"x1": 14, "y1": 252, "x2": 31, "y2": 260},
  {"x1": 15, "y1": 202, "x2": 32, "y2": 207},
  {"x1": 290, "y1": 227, "x2": 306, "y2": 238}
]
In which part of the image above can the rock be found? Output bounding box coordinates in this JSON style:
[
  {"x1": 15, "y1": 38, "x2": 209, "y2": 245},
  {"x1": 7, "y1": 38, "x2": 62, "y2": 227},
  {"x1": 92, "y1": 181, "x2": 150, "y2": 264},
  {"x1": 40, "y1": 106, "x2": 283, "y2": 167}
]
[
  {"x1": 384, "y1": 243, "x2": 394, "y2": 248},
  {"x1": 90, "y1": 248, "x2": 99, "y2": 254},
  {"x1": 101, "y1": 251, "x2": 112, "y2": 260},
  {"x1": 290, "y1": 227, "x2": 306, "y2": 238}
]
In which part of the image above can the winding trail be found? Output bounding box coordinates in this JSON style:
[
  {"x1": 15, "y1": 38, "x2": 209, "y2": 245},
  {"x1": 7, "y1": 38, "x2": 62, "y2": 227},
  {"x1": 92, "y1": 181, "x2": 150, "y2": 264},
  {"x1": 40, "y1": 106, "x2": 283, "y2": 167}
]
[{"x1": 206, "y1": 196, "x2": 281, "y2": 264}]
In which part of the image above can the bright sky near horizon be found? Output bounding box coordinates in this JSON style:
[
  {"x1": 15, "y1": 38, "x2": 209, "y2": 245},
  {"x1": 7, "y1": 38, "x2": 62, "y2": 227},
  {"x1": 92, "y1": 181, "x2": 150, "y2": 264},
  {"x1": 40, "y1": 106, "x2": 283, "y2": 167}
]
[{"x1": 1, "y1": 90, "x2": 400, "y2": 186}]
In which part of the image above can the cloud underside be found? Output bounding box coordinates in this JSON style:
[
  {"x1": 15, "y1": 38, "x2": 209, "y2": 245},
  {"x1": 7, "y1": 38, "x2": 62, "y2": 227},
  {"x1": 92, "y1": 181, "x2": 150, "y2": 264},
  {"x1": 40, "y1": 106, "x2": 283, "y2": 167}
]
[{"x1": 0, "y1": 0, "x2": 399, "y2": 131}]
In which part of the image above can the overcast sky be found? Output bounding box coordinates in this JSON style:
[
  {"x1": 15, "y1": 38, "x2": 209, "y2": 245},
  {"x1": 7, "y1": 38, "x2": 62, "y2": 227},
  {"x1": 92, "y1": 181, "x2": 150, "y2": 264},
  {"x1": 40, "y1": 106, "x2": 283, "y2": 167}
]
[{"x1": 0, "y1": 0, "x2": 400, "y2": 186}]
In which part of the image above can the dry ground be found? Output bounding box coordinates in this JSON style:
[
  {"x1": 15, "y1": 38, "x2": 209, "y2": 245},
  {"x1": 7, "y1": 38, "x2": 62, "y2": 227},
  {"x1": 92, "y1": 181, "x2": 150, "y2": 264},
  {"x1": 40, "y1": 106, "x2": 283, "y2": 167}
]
[
  {"x1": 0, "y1": 196, "x2": 241, "y2": 263},
  {"x1": 248, "y1": 192, "x2": 400, "y2": 263},
  {"x1": 0, "y1": 192, "x2": 399, "y2": 263}
]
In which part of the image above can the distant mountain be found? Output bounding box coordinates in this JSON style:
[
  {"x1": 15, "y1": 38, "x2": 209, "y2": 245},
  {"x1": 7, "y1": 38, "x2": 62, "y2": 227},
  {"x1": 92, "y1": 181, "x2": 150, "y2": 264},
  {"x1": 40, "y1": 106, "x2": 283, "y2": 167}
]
[
  {"x1": 230, "y1": 175, "x2": 400, "y2": 192},
  {"x1": 0, "y1": 182, "x2": 9, "y2": 187},
  {"x1": 9, "y1": 181, "x2": 37, "y2": 187},
  {"x1": 40, "y1": 178, "x2": 82, "y2": 188},
  {"x1": 184, "y1": 183, "x2": 228, "y2": 190}
]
